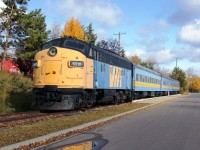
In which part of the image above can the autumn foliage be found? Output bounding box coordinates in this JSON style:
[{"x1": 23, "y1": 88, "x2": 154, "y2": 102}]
[
  {"x1": 61, "y1": 17, "x2": 85, "y2": 41},
  {"x1": 130, "y1": 55, "x2": 142, "y2": 65},
  {"x1": 189, "y1": 77, "x2": 200, "y2": 93}
]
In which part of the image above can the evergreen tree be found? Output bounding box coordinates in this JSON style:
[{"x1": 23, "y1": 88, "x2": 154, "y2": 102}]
[
  {"x1": 141, "y1": 62, "x2": 154, "y2": 70},
  {"x1": 84, "y1": 23, "x2": 97, "y2": 45},
  {"x1": 16, "y1": 9, "x2": 49, "y2": 75},
  {"x1": 61, "y1": 17, "x2": 85, "y2": 41},
  {"x1": 96, "y1": 41, "x2": 102, "y2": 48},
  {"x1": 170, "y1": 67, "x2": 187, "y2": 91},
  {"x1": 0, "y1": 0, "x2": 29, "y2": 71},
  {"x1": 120, "y1": 49, "x2": 126, "y2": 57}
]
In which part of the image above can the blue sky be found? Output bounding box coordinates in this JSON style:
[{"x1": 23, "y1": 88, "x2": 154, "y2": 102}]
[{"x1": 1, "y1": 0, "x2": 200, "y2": 75}]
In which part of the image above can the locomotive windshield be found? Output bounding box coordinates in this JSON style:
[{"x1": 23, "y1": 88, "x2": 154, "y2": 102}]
[
  {"x1": 63, "y1": 39, "x2": 85, "y2": 53},
  {"x1": 42, "y1": 39, "x2": 62, "y2": 50},
  {"x1": 41, "y1": 38, "x2": 86, "y2": 53}
]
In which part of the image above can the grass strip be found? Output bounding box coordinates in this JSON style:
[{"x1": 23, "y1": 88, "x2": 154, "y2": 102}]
[{"x1": 0, "y1": 103, "x2": 148, "y2": 147}]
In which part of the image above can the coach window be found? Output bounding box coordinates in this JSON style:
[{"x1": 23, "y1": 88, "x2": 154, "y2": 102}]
[
  {"x1": 136, "y1": 74, "x2": 139, "y2": 81},
  {"x1": 140, "y1": 75, "x2": 142, "y2": 82},
  {"x1": 143, "y1": 76, "x2": 145, "y2": 82}
]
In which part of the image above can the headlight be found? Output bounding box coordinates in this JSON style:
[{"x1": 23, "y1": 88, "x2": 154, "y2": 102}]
[
  {"x1": 32, "y1": 60, "x2": 41, "y2": 68},
  {"x1": 48, "y1": 47, "x2": 57, "y2": 56},
  {"x1": 32, "y1": 61, "x2": 38, "y2": 68}
]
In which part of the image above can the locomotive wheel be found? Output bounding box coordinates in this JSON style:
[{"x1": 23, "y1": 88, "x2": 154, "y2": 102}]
[
  {"x1": 113, "y1": 95, "x2": 120, "y2": 104},
  {"x1": 85, "y1": 94, "x2": 95, "y2": 108}
]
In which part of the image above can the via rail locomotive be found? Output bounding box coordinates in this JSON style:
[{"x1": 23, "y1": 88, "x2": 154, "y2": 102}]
[{"x1": 32, "y1": 37, "x2": 180, "y2": 111}]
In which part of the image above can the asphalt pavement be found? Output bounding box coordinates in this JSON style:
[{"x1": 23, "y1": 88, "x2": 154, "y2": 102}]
[{"x1": 38, "y1": 94, "x2": 200, "y2": 150}]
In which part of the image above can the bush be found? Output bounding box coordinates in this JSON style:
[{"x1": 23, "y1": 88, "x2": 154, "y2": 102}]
[{"x1": 0, "y1": 71, "x2": 33, "y2": 114}]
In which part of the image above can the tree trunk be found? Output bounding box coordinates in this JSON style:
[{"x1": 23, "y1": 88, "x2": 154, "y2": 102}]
[{"x1": 1, "y1": 4, "x2": 14, "y2": 71}]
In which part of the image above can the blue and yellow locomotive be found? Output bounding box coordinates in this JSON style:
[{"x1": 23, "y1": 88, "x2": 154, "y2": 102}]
[{"x1": 32, "y1": 37, "x2": 180, "y2": 111}]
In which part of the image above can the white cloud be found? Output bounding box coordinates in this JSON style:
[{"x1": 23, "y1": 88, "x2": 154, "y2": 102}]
[
  {"x1": 137, "y1": 20, "x2": 169, "y2": 36},
  {"x1": 129, "y1": 48, "x2": 175, "y2": 64},
  {"x1": 183, "y1": 47, "x2": 200, "y2": 62},
  {"x1": 45, "y1": 0, "x2": 122, "y2": 27},
  {"x1": 168, "y1": 0, "x2": 200, "y2": 25},
  {"x1": 96, "y1": 28, "x2": 107, "y2": 41},
  {"x1": 0, "y1": 0, "x2": 6, "y2": 13},
  {"x1": 179, "y1": 0, "x2": 200, "y2": 9},
  {"x1": 177, "y1": 19, "x2": 200, "y2": 46},
  {"x1": 154, "y1": 49, "x2": 175, "y2": 63}
]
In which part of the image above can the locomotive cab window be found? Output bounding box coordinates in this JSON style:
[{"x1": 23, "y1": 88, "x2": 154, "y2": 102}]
[
  {"x1": 88, "y1": 48, "x2": 93, "y2": 58},
  {"x1": 42, "y1": 39, "x2": 61, "y2": 50},
  {"x1": 64, "y1": 39, "x2": 85, "y2": 53}
]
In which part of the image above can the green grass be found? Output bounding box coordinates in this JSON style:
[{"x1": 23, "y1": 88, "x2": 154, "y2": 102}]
[{"x1": 0, "y1": 103, "x2": 148, "y2": 147}]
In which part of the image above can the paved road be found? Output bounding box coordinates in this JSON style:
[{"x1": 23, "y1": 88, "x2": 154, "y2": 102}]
[{"x1": 39, "y1": 94, "x2": 200, "y2": 150}]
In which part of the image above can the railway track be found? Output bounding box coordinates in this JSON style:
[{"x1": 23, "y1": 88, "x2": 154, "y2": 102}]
[
  {"x1": 0, "y1": 103, "x2": 123, "y2": 129},
  {"x1": 0, "y1": 111, "x2": 77, "y2": 129}
]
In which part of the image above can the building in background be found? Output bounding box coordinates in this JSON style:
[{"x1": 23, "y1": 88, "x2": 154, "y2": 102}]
[{"x1": 0, "y1": 54, "x2": 20, "y2": 73}]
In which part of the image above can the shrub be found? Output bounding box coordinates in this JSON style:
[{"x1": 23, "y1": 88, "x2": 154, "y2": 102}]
[{"x1": 0, "y1": 71, "x2": 33, "y2": 114}]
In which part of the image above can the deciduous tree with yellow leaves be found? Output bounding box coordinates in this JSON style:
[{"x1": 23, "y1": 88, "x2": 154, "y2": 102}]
[
  {"x1": 61, "y1": 17, "x2": 85, "y2": 41},
  {"x1": 190, "y1": 76, "x2": 200, "y2": 93}
]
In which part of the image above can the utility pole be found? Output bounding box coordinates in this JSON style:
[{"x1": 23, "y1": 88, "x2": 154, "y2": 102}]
[
  {"x1": 113, "y1": 32, "x2": 126, "y2": 54},
  {"x1": 174, "y1": 57, "x2": 178, "y2": 79},
  {"x1": 175, "y1": 57, "x2": 178, "y2": 68}
]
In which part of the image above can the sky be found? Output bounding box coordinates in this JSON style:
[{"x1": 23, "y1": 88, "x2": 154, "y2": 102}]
[{"x1": 0, "y1": 0, "x2": 200, "y2": 75}]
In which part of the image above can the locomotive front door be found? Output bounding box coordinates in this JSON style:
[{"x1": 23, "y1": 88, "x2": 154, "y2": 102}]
[{"x1": 44, "y1": 61, "x2": 61, "y2": 84}]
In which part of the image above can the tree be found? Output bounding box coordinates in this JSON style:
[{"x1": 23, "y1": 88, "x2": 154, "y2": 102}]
[
  {"x1": 185, "y1": 67, "x2": 196, "y2": 92},
  {"x1": 129, "y1": 55, "x2": 156, "y2": 70},
  {"x1": 98, "y1": 37, "x2": 119, "y2": 54},
  {"x1": 120, "y1": 48, "x2": 126, "y2": 57},
  {"x1": 16, "y1": 9, "x2": 49, "y2": 75},
  {"x1": 49, "y1": 21, "x2": 61, "y2": 40},
  {"x1": 154, "y1": 65, "x2": 170, "y2": 76},
  {"x1": 130, "y1": 55, "x2": 142, "y2": 65},
  {"x1": 84, "y1": 23, "x2": 97, "y2": 45},
  {"x1": 170, "y1": 67, "x2": 187, "y2": 91},
  {"x1": 61, "y1": 17, "x2": 85, "y2": 41},
  {"x1": 190, "y1": 76, "x2": 200, "y2": 93},
  {"x1": 0, "y1": 0, "x2": 29, "y2": 71}
]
